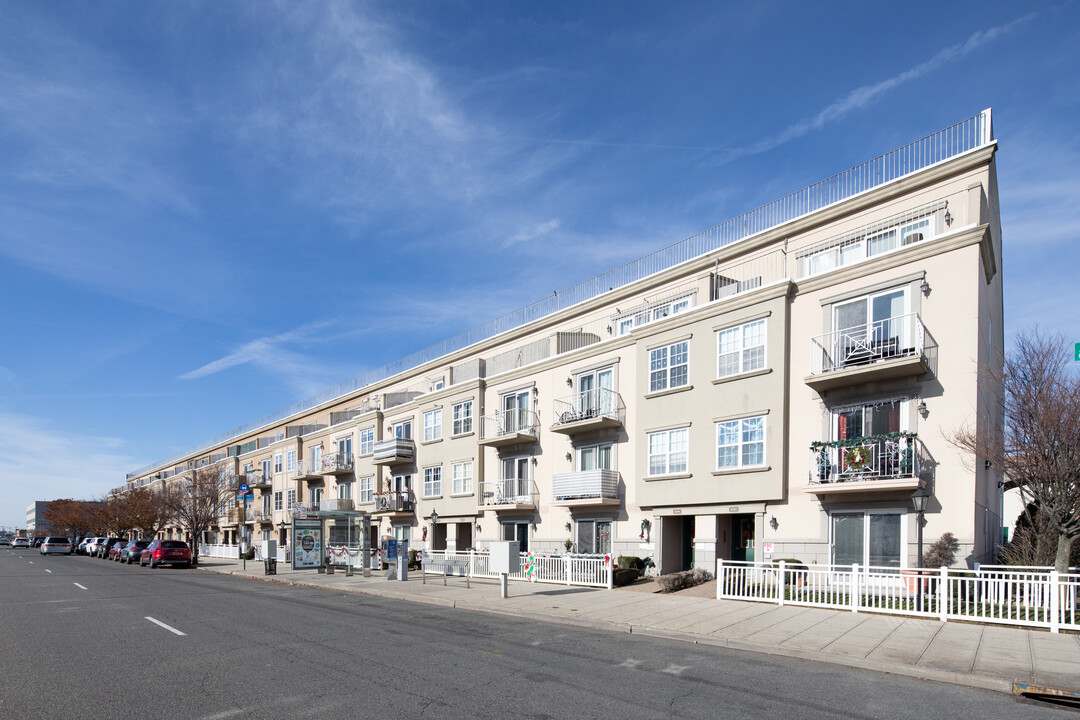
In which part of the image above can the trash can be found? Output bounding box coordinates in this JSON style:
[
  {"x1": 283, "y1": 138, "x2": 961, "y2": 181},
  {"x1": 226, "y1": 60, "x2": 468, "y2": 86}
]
[{"x1": 264, "y1": 558, "x2": 277, "y2": 575}]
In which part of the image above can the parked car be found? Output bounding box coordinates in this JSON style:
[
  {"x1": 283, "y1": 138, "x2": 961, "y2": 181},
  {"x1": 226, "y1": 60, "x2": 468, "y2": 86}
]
[
  {"x1": 0, "y1": 537, "x2": 10, "y2": 546},
  {"x1": 40, "y1": 537, "x2": 72, "y2": 555},
  {"x1": 84, "y1": 537, "x2": 105, "y2": 556},
  {"x1": 12, "y1": 538, "x2": 30, "y2": 549},
  {"x1": 32, "y1": 537, "x2": 44, "y2": 547},
  {"x1": 140, "y1": 540, "x2": 192, "y2": 569},
  {"x1": 120, "y1": 540, "x2": 151, "y2": 564},
  {"x1": 97, "y1": 538, "x2": 125, "y2": 559},
  {"x1": 107, "y1": 542, "x2": 127, "y2": 561}
]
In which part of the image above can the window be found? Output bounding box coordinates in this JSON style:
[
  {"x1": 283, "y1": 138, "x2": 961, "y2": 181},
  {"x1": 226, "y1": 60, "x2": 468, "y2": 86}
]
[
  {"x1": 716, "y1": 416, "x2": 766, "y2": 469},
  {"x1": 615, "y1": 294, "x2": 694, "y2": 336},
  {"x1": 647, "y1": 428, "x2": 688, "y2": 475},
  {"x1": 424, "y1": 409, "x2": 442, "y2": 442},
  {"x1": 286, "y1": 449, "x2": 297, "y2": 472},
  {"x1": 359, "y1": 476, "x2": 374, "y2": 504},
  {"x1": 578, "y1": 443, "x2": 613, "y2": 471},
  {"x1": 717, "y1": 319, "x2": 766, "y2": 378},
  {"x1": 273, "y1": 453, "x2": 283, "y2": 474},
  {"x1": 392, "y1": 473, "x2": 412, "y2": 493},
  {"x1": 575, "y1": 366, "x2": 615, "y2": 417},
  {"x1": 451, "y1": 461, "x2": 473, "y2": 495},
  {"x1": 393, "y1": 420, "x2": 413, "y2": 440},
  {"x1": 311, "y1": 488, "x2": 323, "y2": 506},
  {"x1": 423, "y1": 466, "x2": 442, "y2": 497},
  {"x1": 429, "y1": 376, "x2": 445, "y2": 392},
  {"x1": 501, "y1": 389, "x2": 531, "y2": 434},
  {"x1": 831, "y1": 511, "x2": 904, "y2": 568},
  {"x1": 649, "y1": 341, "x2": 688, "y2": 392},
  {"x1": 262, "y1": 494, "x2": 271, "y2": 513},
  {"x1": 337, "y1": 481, "x2": 352, "y2": 500},
  {"x1": 798, "y1": 216, "x2": 934, "y2": 279},
  {"x1": 832, "y1": 288, "x2": 909, "y2": 368},
  {"x1": 310, "y1": 444, "x2": 322, "y2": 472},
  {"x1": 359, "y1": 428, "x2": 374, "y2": 455},
  {"x1": 452, "y1": 400, "x2": 473, "y2": 435},
  {"x1": 286, "y1": 489, "x2": 296, "y2": 507},
  {"x1": 242, "y1": 463, "x2": 252, "y2": 475},
  {"x1": 261, "y1": 458, "x2": 272, "y2": 478},
  {"x1": 832, "y1": 399, "x2": 907, "y2": 442},
  {"x1": 576, "y1": 520, "x2": 611, "y2": 555},
  {"x1": 274, "y1": 491, "x2": 283, "y2": 511},
  {"x1": 336, "y1": 436, "x2": 352, "y2": 456}
]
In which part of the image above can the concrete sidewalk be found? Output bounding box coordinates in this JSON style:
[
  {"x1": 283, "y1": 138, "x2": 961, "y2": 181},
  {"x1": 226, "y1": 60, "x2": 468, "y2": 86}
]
[{"x1": 194, "y1": 558, "x2": 1080, "y2": 696}]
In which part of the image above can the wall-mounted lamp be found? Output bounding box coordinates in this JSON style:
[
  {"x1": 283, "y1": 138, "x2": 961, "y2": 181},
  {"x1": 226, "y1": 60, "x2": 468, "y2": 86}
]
[
  {"x1": 769, "y1": 516, "x2": 779, "y2": 530},
  {"x1": 944, "y1": 207, "x2": 952, "y2": 226},
  {"x1": 565, "y1": 452, "x2": 572, "y2": 462},
  {"x1": 531, "y1": 457, "x2": 538, "y2": 465},
  {"x1": 564, "y1": 522, "x2": 572, "y2": 533},
  {"x1": 917, "y1": 400, "x2": 928, "y2": 418},
  {"x1": 984, "y1": 459, "x2": 993, "y2": 470},
  {"x1": 532, "y1": 387, "x2": 539, "y2": 399},
  {"x1": 566, "y1": 377, "x2": 573, "y2": 387},
  {"x1": 920, "y1": 278, "x2": 931, "y2": 296},
  {"x1": 474, "y1": 522, "x2": 482, "y2": 533},
  {"x1": 606, "y1": 325, "x2": 612, "y2": 335}
]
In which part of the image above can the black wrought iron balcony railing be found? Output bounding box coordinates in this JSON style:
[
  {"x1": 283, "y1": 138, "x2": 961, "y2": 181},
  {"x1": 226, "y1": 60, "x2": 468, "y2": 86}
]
[{"x1": 809, "y1": 433, "x2": 922, "y2": 484}]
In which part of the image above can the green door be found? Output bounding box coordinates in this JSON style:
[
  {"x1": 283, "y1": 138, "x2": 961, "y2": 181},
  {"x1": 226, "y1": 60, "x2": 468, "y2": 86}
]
[{"x1": 732, "y1": 515, "x2": 755, "y2": 563}]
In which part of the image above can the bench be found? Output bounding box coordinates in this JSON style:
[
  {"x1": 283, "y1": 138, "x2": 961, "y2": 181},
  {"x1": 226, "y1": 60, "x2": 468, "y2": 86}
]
[{"x1": 422, "y1": 555, "x2": 471, "y2": 587}]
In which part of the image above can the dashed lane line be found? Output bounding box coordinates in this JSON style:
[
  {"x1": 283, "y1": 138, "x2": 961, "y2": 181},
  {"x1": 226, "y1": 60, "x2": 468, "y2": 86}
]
[
  {"x1": 73, "y1": 583, "x2": 87, "y2": 590},
  {"x1": 145, "y1": 617, "x2": 186, "y2": 636}
]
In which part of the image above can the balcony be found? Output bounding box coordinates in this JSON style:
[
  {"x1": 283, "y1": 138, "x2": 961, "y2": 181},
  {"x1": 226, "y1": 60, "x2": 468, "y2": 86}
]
[
  {"x1": 551, "y1": 469, "x2": 620, "y2": 507},
  {"x1": 550, "y1": 389, "x2": 624, "y2": 435},
  {"x1": 316, "y1": 452, "x2": 354, "y2": 475},
  {"x1": 479, "y1": 409, "x2": 539, "y2": 447},
  {"x1": 806, "y1": 313, "x2": 930, "y2": 391},
  {"x1": 373, "y1": 491, "x2": 414, "y2": 518},
  {"x1": 480, "y1": 479, "x2": 538, "y2": 511},
  {"x1": 319, "y1": 498, "x2": 355, "y2": 512},
  {"x1": 254, "y1": 509, "x2": 274, "y2": 523},
  {"x1": 807, "y1": 433, "x2": 924, "y2": 495},
  {"x1": 372, "y1": 438, "x2": 416, "y2": 466},
  {"x1": 292, "y1": 459, "x2": 323, "y2": 481},
  {"x1": 244, "y1": 471, "x2": 271, "y2": 489}
]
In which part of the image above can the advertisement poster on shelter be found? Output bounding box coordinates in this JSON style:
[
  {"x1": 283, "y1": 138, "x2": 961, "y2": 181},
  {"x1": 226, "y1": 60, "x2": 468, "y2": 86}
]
[{"x1": 293, "y1": 520, "x2": 322, "y2": 569}]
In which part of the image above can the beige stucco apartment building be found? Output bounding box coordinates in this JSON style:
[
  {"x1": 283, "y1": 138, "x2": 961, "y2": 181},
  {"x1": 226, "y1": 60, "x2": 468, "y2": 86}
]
[{"x1": 122, "y1": 110, "x2": 1004, "y2": 575}]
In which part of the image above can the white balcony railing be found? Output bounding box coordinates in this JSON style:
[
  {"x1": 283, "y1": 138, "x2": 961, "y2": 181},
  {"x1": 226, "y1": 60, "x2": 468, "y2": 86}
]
[
  {"x1": 552, "y1": 469, "x2": 620, "y2": 502},
  {"x1": 551, "y1": 388, "x2": 623, "y2": 427},
  {"x1": 809, "y1": 434, "x2": 922, "y2": 484},
  {"x1": 319, "y1": 498, "x2": 355, "y2": 512},
  {"x1": 809, "y1": 313, "x2": 924, "y2": 375},
  {"x1": 480, "y1": 409, "x2": 539, "y2": 440},
  {"x1": 480, "y1": 479, "x2": 538, "y2": 507},
  {"x1": 304, "y1": 452, "x2": 353, "y2": 474},
  {"x1": 374, "y1": 490, "x2": 414, "y2": 513}
]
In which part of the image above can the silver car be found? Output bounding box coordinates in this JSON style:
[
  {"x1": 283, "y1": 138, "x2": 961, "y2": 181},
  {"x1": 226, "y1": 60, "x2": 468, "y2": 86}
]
[{"x1": 40, "y1": 537, "x2": 72, "y2": 555}]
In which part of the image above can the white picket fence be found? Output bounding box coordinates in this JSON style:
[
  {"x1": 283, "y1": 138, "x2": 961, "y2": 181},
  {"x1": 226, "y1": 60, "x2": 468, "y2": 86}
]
[
  {"x1": 717, "y1": 560, "x2": 1080, "y2": 633},
  {"x1": 326, "y1": 544, "x2": 380, "y2": 569},
  {"x1": 199, "y1": 543, "x2": 289, "y2": 563},
  {"x1": 422, "y1": 550, "x2": 613, "y2": 589}
]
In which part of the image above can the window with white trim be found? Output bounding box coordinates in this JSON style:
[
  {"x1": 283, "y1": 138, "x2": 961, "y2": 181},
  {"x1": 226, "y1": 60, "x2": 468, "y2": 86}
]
[
  {"x1": 336, "y1": 436, "x2": 352, "y2": 456},
  {"x1": 359, "y1": 428, "x2": 374, "y2": 455},
  {"x1": 261, "y1": 458, "x2": 271, "y2": 478},
  {"x1": 274, "y1": 491, "x2": 283, "y2": 511},
  {"x1": 647, "y1": 428, "x2": 688, "y2": 475},
  {"x1": 286, "y1": 489, "x2": 296, "y2": 507},
  {"x1": 337, "y1": 481, "x2": 352, "y2": 500},
  {"x1": 716, "y1": 416, "x2": 766, "y2": 469},
  {"x1": 273, "y1": 453, "x2": 283, "y2": 474},
  {"x1": 452, "y1": 400, "x2": 473, "y2": 435},
  {"x1": 393, "y1": 420, "x2": 413, "y2": 440},
  {"x1": 575, "y1": 519, "x2": 611, "y2": 555},
  {"x1": 717, "y1": 319, "x2": 766, "y2": 378},
  {"x1": 615, "y1": 294, "x2": 693, "y2": 336},
  {"x1": 649, "y1": 340, "x2": 689, "y2": 392},
  {"x1": 311, "y1": 488, "x2": 323, "y2": 506},
  {"x1": 359, "y1": 476, "x2": 374, "y2": 504},
  {"x1": 423, "y1": 466, "x2": 442, "y2": 497},
  {"x1": 451, "y1": 461, "x2": 473, "y2": 494},
  {"x1": 286, "y1": 449, "x2": 297, "y2": 472},
  {"x1": 578, "y1": 443, "x2": 613, "y2": 471},
  {"x1": 424, "y1": 409, "x2": 442, "y2": 442}
]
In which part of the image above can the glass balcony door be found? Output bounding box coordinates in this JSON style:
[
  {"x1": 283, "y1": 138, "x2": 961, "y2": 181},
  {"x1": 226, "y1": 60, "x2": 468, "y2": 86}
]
[
  {"x1": 576, "y1": 367, "x2": 614, "y2": 418},
  {"x1": 833, "y1": 288, "x2": 907, "y2": 366},
  {"x1": 502, "y1": 390, "x2": 531, "y2": 433},
  {"x1": 831, "y1": 511, "x2": 903, "y2": 569}
]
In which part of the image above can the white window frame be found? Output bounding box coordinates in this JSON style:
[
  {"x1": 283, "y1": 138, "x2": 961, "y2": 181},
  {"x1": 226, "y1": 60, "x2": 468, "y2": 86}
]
[
  {"x1": 575, "y1": 519, "x2": 612, "y2": 555},
  {"x1": 649, "y1": 340, "x2": 689, "y2": 392},
  {"x1": 359, "y1": 476, "x2": 374, "y2": 504},
  {"x1": 452, "y1": 400, "x2": 473, "y2": 435},
  {"x1": 336, "y1": 436, "x2": 352, "y2": 456},
  {"x1": 393, "y1": 420, "x2": 413, "y2": 440},
  {"x1": 423, "y1": 466, "x2": 442, "y2": 498},
  {"x1": 274, "y1": 491, "x2": 283, "y2": 511},
  {"x1": 577, "y1": 443, "x2": 613, "y2": 472},
  {"x1": 424, "y1": 409, "x2": 442, "y2": 442},
  {"x1": 286, "y1": 449, "x2": 297, "y2": 472},
  {"x1": 273, "y1": 453, "x2": 283, "y2": 474},
  {"x1": 286, "y1": 489, "x2": 296, "y2": 507},
  {"x1": 830, "y1": 398, "x2": 910, "y2": 441},
  {"x1": 451, "y1": 461, "x2": 474, "y2": 495},
  {"x1": 359, "y1": 428, "x2": 374, "y2": 455},
  {"x1": 717, "y1": 318, "x2": 767, "y2": 378},
  {"x1": 715, "y1": 415, "x2": 766, "y2": 470},
  {"x1": 647, "y1": 428, "x2": 688, "y2": 476},
  {"x1": 615, "y1": 294, "x2": 694, "y2": 336},
  {"x1": 261, "y1": 458, "x2": 271, "y2": 478},
  {"x1": 337, "y1": 481, "x2": 352, "y2": 500},
  {"x1": 829, "y1": 508, "x2": 908, "y2": 569},
  {"x1": 311, "y1": 487, "x2": 323, "y2": 506}
]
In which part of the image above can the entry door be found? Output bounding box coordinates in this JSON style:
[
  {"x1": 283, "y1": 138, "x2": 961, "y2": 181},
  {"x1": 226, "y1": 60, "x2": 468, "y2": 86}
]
[
  {"x1": 503, "y1": 390, "x2": 530, "y2": 433},
  {"x1": 732, "y1": 515, "x2": 755, "y2": 563}
]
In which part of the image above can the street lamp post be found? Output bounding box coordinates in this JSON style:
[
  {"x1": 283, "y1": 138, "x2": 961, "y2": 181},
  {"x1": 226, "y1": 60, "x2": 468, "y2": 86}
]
[
  {"x1": 430, "y1": 510, "x2": 439, "y2": 552},
  {"x1": 911, "y1": 491, "x2": 928, "y2": 609}
]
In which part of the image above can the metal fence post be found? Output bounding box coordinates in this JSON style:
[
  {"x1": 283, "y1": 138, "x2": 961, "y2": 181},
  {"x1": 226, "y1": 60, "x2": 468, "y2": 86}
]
[
  {"x1": 851, "y1": 564, "x2": 860, "y2": 613},
  {"x1": 1050, "y1": 570, "x2": 1060, "y2": 634},
  {"x1": 778, "y1": 561, "x2": 786, "y2": 606},
  {"x1": 716, "y1": 559, "x2": 723, "y2": 600},
  {"x1": 468, "y1": 549, "x2": 474, "y2": 580}
]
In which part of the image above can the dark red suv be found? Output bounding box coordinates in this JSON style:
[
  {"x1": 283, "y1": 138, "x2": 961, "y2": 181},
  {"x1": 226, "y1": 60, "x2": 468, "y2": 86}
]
[{"x1": 140, "y1": 540, "x2": 192, "y2": 569}]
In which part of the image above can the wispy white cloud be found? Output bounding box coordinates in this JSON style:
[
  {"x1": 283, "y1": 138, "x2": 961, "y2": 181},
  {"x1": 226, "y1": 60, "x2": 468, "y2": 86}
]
[
  {"x1": 0, "y1": 412, "x2": 137, "y2": 526},
  {"x1": 504, "y1": 219, "x2": 561, "y2": 248}
]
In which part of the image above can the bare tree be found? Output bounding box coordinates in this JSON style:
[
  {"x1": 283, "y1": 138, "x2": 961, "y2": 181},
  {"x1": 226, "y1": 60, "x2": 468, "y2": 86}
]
[
  {"x1": 91, "y1": 494, "x2": 135, "y2": 537},
  {"x1": 954, "y1": 329, "x2": 1080, "y2": 572},
  {"x1": 121, "y1": 487, "x2": 172, "y2": 540},
  {"x1": 163, "y1": 462, "x2": 233, "y2": 566},
  {"x1": 43, "y1": 499, "x2": 98, "y2": 539}
]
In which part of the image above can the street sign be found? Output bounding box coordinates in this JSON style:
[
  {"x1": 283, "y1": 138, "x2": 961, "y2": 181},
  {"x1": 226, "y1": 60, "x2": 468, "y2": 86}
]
[
  {"x1": 238, "y1": 483, "x2": 250, "y2": 494},
  {"x1": 1075, "y1": 342, "x2": 1079, "y2": 362}
]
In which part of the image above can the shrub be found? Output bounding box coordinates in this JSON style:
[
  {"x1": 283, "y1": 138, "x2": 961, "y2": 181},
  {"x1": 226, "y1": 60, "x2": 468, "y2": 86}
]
[
  {"x1": 613, "y1": 568, "x2": 640, "y2": 587},
  {"x1": 922, "y1": 532, "x2": 959, "y2": 568},
  {"x1": 655, "y1": 567, "x2": 713, "y2": 593},
  {"x1": 242, "y1": 547, "x2": 255, "y2": 560},
  {"x1": 617, "y1": 555, "x2": 644, "y2": 571},
  {"x1": 772, "y1": 558, "x2": 807, "y2": 583}
]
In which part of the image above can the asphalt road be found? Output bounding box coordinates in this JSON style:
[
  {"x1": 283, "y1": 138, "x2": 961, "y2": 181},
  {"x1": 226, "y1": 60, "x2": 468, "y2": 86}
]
[{"x1": 1, "y1": 548, "x2": 1074, "y2": 720}]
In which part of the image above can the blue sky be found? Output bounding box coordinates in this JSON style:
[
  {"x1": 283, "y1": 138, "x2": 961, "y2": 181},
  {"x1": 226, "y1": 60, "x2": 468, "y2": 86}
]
[{"x1": 2, "y1": 1, "x2": 1079, "y2": 530}]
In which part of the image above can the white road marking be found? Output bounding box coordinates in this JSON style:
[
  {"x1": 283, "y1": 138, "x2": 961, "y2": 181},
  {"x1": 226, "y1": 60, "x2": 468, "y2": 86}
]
[
  {"x1": 619, "y1": 658, "x2": 643, "y2": 669},
  {"x1": 661, "y1": 663, "x2": 691, "y2": 675},
  {"x1": 73, "y1": 583, "x2": 87, "y2": 590},
  {"x1": 28, "y1": 560, "x2": 33, "y2": 564},
  {"x1": 45, "y1": 569, "x2": 52, "y2": 573},
  {"x1": 145, "y1": 616, "x2": 186, "y2": 636}
]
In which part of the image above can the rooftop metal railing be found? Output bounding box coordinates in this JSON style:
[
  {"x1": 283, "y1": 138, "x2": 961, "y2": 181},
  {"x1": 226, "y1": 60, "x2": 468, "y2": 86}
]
[{"x1": 129, "y1": 110, "x2": 993, "y2": 479}]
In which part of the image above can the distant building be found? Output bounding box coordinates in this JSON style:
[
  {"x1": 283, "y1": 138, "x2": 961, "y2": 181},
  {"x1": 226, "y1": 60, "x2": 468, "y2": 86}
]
[{"x1": 26, "y1": 501, "x2": 52, "y2": 537}]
